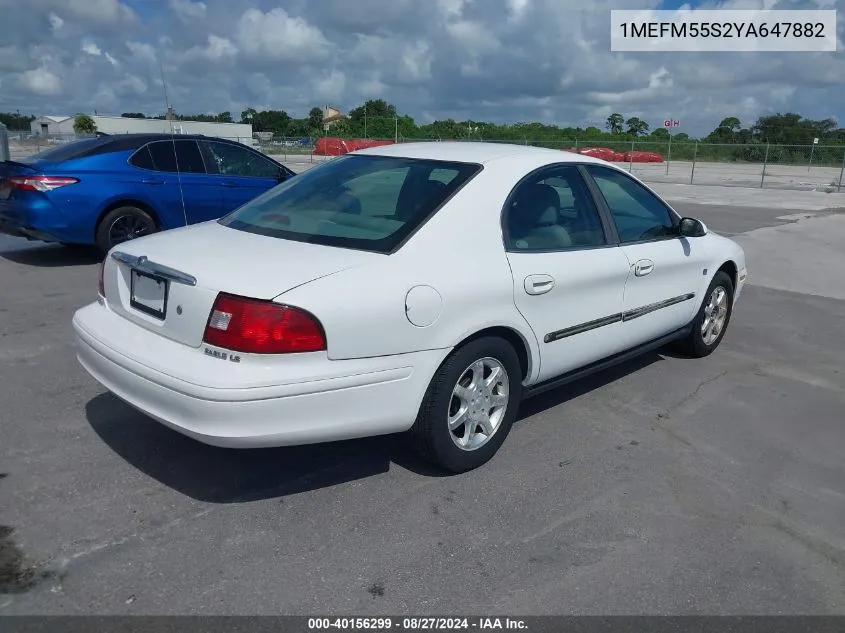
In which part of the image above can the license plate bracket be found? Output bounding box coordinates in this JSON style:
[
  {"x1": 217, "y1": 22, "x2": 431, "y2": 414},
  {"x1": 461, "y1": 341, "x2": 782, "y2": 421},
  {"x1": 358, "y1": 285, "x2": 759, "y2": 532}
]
[{"x1": 130, "y1": 269, "x2": 169, "y2": 319}]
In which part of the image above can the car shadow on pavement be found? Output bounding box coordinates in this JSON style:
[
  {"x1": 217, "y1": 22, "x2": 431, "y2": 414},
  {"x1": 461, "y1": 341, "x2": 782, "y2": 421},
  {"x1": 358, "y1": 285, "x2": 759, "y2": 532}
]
[
  {"x1": 0, "y1": 244, "x2": 101, "y2": 267},
  {"x1": 516, "y1": 351, "x2": 664, "y2": 421},
  {"x1": 85, "y1": 393, "x2": 449, "y2": 504},
  {"x1": 86, "y1": 350, "x2": 674, "y2": 502}
]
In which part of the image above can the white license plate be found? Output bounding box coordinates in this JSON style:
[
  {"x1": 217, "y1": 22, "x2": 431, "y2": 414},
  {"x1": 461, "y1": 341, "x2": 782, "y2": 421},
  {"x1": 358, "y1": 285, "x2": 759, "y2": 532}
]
[{"x1": 130, "y1": 269, "x2": 168, "y2": 319}]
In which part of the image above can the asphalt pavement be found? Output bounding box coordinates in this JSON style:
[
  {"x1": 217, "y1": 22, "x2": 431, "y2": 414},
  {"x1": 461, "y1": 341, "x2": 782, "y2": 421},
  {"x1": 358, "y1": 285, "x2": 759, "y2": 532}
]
[{"x1": 1, "y1": 200, "x2": 844, "y2": 615}]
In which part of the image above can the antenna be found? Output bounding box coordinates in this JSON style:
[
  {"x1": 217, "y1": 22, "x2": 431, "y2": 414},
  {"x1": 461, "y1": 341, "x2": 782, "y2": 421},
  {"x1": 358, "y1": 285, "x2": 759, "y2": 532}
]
[{"x1": 158, "y1": 60, "x2": 188, "y2": 228}]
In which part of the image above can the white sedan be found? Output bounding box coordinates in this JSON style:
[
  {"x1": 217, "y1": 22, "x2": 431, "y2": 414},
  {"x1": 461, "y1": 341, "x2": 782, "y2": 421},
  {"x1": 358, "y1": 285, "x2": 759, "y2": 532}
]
[{"x1": 73, "y1": 142, "x2": 747, "y2": 472}]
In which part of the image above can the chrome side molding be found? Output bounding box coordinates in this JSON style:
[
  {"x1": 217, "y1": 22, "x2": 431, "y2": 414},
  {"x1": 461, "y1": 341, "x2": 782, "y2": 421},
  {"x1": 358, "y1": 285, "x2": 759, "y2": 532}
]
[{"x1": 111, "y1": 251, "x2": 197, "y2": 286}]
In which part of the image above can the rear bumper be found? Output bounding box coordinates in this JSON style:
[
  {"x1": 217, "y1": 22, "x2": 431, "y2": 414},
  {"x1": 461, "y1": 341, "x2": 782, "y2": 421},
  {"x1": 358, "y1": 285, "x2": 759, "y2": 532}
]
[
  {"x1": 73, "y1": 302, "x2": 446, "y2": 448},
  {"x1": 0, "y1": 217, "x2": 61, "y2": 242},
  {"x1": 0, "y1": 197, "x2": 91, "y2": 244}
]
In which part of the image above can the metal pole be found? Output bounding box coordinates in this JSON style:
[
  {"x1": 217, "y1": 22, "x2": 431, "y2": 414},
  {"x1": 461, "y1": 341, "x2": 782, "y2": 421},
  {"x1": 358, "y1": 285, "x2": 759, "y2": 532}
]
[
  {"x1": 690, "y1": 142, "x2": 698, "y2": 184},
  {"x1": 838, "y1": 149, "x2": 845, "y2": 192},
  {"x1": 394, "y1": 116, "x2": 398, "y2": 143},
  {"x1": 808, "y1": 143, "x2": 815, "y2": 172},
  {"x1": 575, "y1": 138, "x2": 579, "y2": 150},
  {"x1": 665, "y1": 129, "x2": 672, "y2": 176},
  {"x1": 628, "y1": 140, "x2": 634, "y2": 172},
  {"x1": 760, "y1": 143, "x2": 770, "y2": 189}
]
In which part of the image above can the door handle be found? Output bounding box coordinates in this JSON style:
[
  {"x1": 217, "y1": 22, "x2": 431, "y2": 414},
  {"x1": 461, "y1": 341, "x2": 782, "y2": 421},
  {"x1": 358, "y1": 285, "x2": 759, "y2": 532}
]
[
  {"x1": 634, "y1": 259, "x2": 654, "y2": 277},
  {"x1": 524, "y1": 274, "x2": 555, "y2": 295},
  {"x1": 221, "y1": 181, "x2": 239, "y2": 188},
  {"x1": 141, "y1": 178, "x2": 164, "y2": 185}
]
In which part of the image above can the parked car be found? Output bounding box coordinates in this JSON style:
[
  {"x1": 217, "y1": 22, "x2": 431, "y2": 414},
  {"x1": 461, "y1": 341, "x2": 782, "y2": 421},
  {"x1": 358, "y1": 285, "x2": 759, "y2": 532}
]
[
  {"x1": 72, "y1": 142, "x2": 747, "y2": 473},
  {"x1": 0, "y1": 133, "x2": 295, "y2": 253}
]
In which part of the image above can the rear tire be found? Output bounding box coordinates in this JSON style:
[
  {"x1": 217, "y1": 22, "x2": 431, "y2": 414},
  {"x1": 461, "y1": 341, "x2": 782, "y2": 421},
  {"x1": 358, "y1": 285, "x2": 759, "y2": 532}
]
[
  {"x1": 672, "y1": 271, "x2": 734, "y2": 358},
  {"x1": 95, "y1": 206, "x2": 158, "y2": 254},
  {"x1": 410, "y1": 337, "x2": 523, "y2": 473}
]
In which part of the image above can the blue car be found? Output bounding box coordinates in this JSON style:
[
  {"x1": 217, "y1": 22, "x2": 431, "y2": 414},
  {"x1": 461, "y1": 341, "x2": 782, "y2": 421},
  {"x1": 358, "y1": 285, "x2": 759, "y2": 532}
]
[{"x1": 0, "y1": 134, "x2": 295, "y2": 253}]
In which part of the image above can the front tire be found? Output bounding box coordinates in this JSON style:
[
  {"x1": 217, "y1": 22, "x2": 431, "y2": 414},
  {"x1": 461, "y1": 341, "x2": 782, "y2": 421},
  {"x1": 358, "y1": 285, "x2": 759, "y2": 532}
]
[
  {"x1": 673, "y1": 270, "x2": 734, "y2": 358},
  {"x1": 410, "y1": 337, "x2": 522, "y2": 473},
  {"x1": 95, "y1": 206, "x2": 158, "y2": 254}
]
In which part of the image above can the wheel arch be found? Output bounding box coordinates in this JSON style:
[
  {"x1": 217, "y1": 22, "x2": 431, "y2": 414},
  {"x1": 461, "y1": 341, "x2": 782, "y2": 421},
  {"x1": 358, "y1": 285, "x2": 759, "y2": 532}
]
[
  {"x1": 94, "y1": 199, "x2": 162, "y2": 241},
  {"x1": 716, "y1": 259, "x2": 738, "y2": 290},
  {"x1": 453, "y1": 325, "x2": 535, "y2": 382}
]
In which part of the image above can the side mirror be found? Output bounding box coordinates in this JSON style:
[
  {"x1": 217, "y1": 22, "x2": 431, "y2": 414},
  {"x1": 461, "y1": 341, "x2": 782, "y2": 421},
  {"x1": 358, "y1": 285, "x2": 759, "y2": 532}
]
[{"x1": 678, "y1": 217, "x2": 707, "y2": 238}]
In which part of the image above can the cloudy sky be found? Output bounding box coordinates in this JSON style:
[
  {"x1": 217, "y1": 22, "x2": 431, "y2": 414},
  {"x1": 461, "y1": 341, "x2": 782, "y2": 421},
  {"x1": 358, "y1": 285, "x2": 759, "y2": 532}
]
[{"x1": 0, "y1": 0, "x2": 843, "y2": 136}]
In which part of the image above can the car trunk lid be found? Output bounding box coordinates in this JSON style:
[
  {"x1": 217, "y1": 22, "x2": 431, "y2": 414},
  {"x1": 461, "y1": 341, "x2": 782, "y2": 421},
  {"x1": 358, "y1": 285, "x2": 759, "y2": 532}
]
[
  {"x1": 102, "y1": 221, "x2": 382, "y2": 348},
  {"x1": 0, "y1": 160, "x2": 39, "y2": 201}
]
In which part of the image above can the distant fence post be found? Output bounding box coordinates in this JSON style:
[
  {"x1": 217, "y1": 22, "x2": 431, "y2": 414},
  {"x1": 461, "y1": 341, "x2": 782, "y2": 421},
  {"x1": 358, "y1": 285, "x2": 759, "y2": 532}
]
[
  {"x1": 808, "y1": 142, "x2": 815, "y2": 172},
  {"x1": 0, "y1": 123, "x2": 8, "y2": 162},
  {"x1": 838, "y1": 149, "x2": 845, "y2": 192},
  {"x1": 760, "y1": 143, "x2": 770, "y2": 188},
  {"x1": 628, "y1": 140, "x2": 634, "y2": 173},
  {"x1": 665, "y1": 132, "x2": 672, "y2": 176},
  {"x1": 575, "y1": 138, "x2": 579, "y2": 150},
  {"x1": 689, "y1": 142, "x2": 698, "y2": 185}
]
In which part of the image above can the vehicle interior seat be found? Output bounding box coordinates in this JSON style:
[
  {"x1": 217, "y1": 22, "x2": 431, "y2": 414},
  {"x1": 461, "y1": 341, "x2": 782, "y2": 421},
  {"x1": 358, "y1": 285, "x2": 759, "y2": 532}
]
[{"x1": 508, "y1": 183, "x2": 572, "y2": 250}]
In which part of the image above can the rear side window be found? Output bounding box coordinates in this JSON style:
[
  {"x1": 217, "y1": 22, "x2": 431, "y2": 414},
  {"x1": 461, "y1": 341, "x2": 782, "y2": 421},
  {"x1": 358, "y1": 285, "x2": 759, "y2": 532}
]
[
  {"x1": 144, "y1": 140, "x2": 206, "y2": 174},
  {"x1": 218, "y1": 155, "x2": 481, "y2": 253},
  {"x1": 129, "y1": 145, "x2": 155, "y2": 170}
]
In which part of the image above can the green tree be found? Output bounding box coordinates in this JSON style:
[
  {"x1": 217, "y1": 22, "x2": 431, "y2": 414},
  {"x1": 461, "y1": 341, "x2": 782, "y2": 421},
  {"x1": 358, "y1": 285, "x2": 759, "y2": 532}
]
[
  {"x1": 217, "y1": 111, "x2": 233, "y2": 123},
  {"x1": 625, "y1": 117, "x2": 649, "y2": 136},
  {"x1": 252, "y1": 110, "x2": 291, "y2": 135},
  {"x1": 0, "y1": 111, "x2": 36, "y2": 129},
  {"x1": 719, "y1": 116, "x2": 742, "y2": 133},
  {"x1": 121, "y1": 112, "x2": 146, "y2": 119},
  {"x1": 308, "y1": 107, "x2": 324, "y2": 131},
  {"x1": 240, "y1": 108, "x2": 257, "y2": 124},
  {"x1": 73, "y1": 114, "x2": 97, "y2": 135},
  {"x1": 651, "y1": 128, "x2": 670, "y2": 139},
  {"x1": 605, "y1": 113, "x2": 624, "y2": 134}
]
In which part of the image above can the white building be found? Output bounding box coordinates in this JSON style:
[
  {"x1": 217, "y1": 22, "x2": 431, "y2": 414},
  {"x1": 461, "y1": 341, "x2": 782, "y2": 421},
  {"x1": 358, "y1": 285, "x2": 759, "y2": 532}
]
[
  {"x1": 31, "y1": 115, "x2": 75, "y2": 136},
  {"x1": 31, "y1": 114, "x2": 253, "y2": 143}
]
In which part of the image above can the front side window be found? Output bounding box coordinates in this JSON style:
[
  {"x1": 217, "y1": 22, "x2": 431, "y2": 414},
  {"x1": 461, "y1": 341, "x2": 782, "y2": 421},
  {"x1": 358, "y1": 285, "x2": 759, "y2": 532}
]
[
  {"x1": 201, "y1": 141, "x2": 279, "y2": 178},
  {"x1": 504, "y1": 165, "x2": 606, "y2": 251},
  {"x1": 586, "y1": 166, "x2": 676, "y2": 243},
  {"x1": 218, "y1": 155, "x2": 481, "y2": 253}
]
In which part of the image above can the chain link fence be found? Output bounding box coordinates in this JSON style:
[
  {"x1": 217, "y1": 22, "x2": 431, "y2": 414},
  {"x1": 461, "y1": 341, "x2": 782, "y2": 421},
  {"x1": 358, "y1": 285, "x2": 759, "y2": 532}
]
[{"x1": 6, "y1": 130, "x2": 845, "y2": 192}]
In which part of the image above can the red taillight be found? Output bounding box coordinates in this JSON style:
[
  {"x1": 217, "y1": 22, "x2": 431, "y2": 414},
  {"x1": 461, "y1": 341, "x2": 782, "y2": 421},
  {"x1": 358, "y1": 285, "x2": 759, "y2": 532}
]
[
  {"x1": 98, "y1": 259, "x2": 106, "y2": 297},
  {"x1": 9, "y1": 175, "x2": 79, "y2": 192},
  {"x1": 202, "y1": 293, "x2": 326, "y2": 354}
]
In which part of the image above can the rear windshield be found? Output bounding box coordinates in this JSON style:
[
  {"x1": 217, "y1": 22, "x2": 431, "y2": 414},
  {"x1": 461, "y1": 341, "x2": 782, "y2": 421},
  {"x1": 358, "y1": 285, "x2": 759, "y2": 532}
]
[
  {"x1": 25, "y1": 137, "x2": 108, "y2": 163},
  {"x1": 218, "y1": 154, "x2": 482, "y2": 253}
]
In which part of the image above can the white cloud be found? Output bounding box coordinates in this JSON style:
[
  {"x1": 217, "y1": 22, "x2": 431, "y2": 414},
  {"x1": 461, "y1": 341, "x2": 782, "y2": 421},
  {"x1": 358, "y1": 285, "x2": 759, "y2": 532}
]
[
  {"x1": 312, "y1": 69, "x2": 346, "y2": 101},
  {"x1": 446, "y1": 20, "x2": 500, "y2": 55},
  {"x1": 235, "y1": 8, "x2": 332, "y2": 62},
  {"x1": 183, "y1": 35, "x2": 238, "y2": 62},
  {"x1": 506, "y1": 0, "x2": 531, "y2": 21},
  {"x1": 19, "y1": 67, "x2": 62, "y2": 95},
  {"x1": 437, "y1": 0, "x2": 470, "y2": 19},
  {"x1": 126, "y1": 41, "x2": 157, "y2": 64},
  {"x1": 48, "y1": 12, "x2": 64, "y2": 30},
  {"x1": 169, "y1": 0, "x2": 207, "y2": 22},
  {"x1": 82, "y1": 40, "x2": 103, "y2": 56}
]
